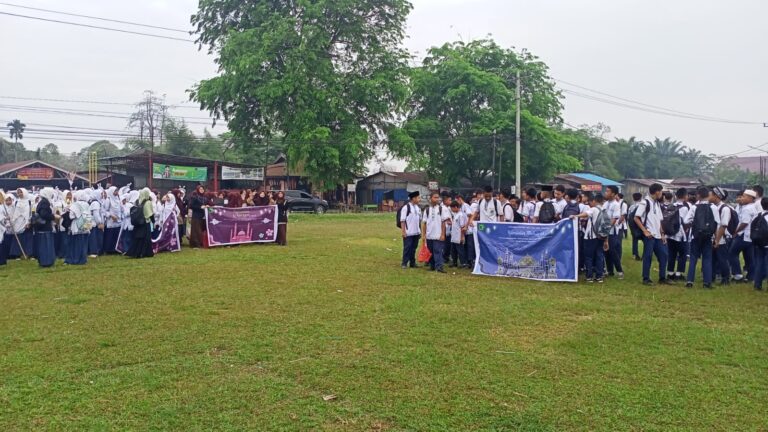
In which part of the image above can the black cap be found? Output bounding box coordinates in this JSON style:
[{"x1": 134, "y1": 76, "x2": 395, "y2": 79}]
[
  {"x1": 408, "y1": 191, "x2": 420, "y2": 199},
  {"x1": 542, "y1": 185, "x2": 554, "y2": 192}
]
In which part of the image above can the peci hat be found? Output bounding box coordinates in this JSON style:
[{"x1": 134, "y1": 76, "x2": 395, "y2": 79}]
[
  {"x1": 408, "y1": 191, "x2": 420, "y2": 199},
  {"x1": 744, "y1": 189, "x2": 757, "y2": 198},
  {"x1": 541, "y1": 185, "x2": 554, "y2": 192},
  {"x1": 712, "y1": 186, "x2": 727, "y2": 201}
]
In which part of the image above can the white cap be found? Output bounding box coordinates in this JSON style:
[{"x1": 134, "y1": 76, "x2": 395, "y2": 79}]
[{"x1": 744, "y1": 190, "x2": 757, "y2": 198}]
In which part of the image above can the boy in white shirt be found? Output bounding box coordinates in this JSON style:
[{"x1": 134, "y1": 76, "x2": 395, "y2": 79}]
[
  {"x1": 729, "y1": 189, "x2": 758, "y2": 282},
  {"x1": 521, "y1": 188, "x2": 537, "y2": 223},
  {"x1": 571, "y1": 193, "x2": 609, "y2": 283},
  {"x1": 422, "y1": 192, "x2": 450, "y2": 273},
  {"x1": 753, "y1": 197, "x2": 768, "y2": 290},
  {"x1": 604, "y1": 185, "x2": 624, "y2": 279},
  {"x1": 470, "y1": 186, "x2": 503, "y2": 224},
  {"x1": 710, "y1": 187, "x2": 732, "y2": 285},
  {"x1": 634, "y1": 183, "x2": 674, "y2": 286},
  {"x1": 667, "y1": 188, "x2": 691, "y2": 281},
  {"x1": 684, "y1": 186, "x2": 720, "y2": 288},
  {"x1": 399, "y1": 191, "x2": 422, "y2": 269},
  {"x1": 448, "y1": 201, "x2": 468, "y2": 268},
  {"x1": 457, "y1": 194, "x2": 476, "y2": 267}
]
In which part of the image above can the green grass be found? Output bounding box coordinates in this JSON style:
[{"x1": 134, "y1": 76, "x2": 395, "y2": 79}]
[{"x1": 1, "y1": 213, "x2": 767, "y2": 431}]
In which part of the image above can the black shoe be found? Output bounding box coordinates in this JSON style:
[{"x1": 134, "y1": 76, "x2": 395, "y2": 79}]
[
  {"x1": 401, "y1": 265, "x2": 408, "y2": 270},
  {"x1": 436, "y1": 268, "x2": 446, "y2": 274},
  {"x1": 634, "y1": 256, "x2": 642, "y2": 261},
  {"x1": 659, "y1": 279, "x2": 675, "y2": 286},
  {"x1": 719, "y1": 280, "x2": 730, "y2": 286},
  {"x1": 642, "y1": 280, "x2": 654, "y2": 286},
  {"x1": 755, "y1": 286, "x2": 764, "y2": 291},
  {"x1": 685, "y1": 282, "x2": 693, "y2": 288},
  {"x1": 703, "y1": 283, "x2": 713, "y2": 289}
]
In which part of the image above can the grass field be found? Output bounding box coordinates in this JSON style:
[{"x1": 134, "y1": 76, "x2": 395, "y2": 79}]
[{"x1": 1, "y1": 213, "x2": 767, "y2": 431}]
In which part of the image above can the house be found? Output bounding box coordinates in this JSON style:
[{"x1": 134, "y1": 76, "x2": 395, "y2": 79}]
[
  {"x1": 564, "y1": 173, "x2": 623, "y2": 194},
  {"x1": 0, "y1": 160, "x2": 90, "y2": 191},
  {"x1": 355, "y1": 171, "x2": 429, "y2": 207},
  {"x1": 264, "y1": 154, "x2": 312, "y2": 192},
  {"x1": 553, "y1": 174, "x2": 603, "y2": 193},
  {"x1": 726, "y1": 156, "x2": 765, "y2": 173},
  {"x1": 622, "y1": 179, "x2": 672, "y2": 198}
]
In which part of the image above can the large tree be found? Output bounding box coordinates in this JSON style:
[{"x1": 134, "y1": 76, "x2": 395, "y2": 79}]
[
  {"x1": 190, "y1": 0, "x2": 413, "y2": 187},
  {"x1": 392, "y1": 39, "x2": 579, "y2": 185}
]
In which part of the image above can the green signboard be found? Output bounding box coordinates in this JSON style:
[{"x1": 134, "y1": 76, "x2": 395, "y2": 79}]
[{"x1": 152, "y1": 163, "x2": 208, "y2": 182}]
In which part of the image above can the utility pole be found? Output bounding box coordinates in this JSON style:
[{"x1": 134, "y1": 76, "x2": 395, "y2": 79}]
[
  {"x1": 497, "y1": 141, "x2": 503, "y2": 191},
  {"x1": 491, "y1": 130, "x2": 497, "y2": 189},
  {"x1": 515, "y1": 69, "x2": 522, "y2": 196}
]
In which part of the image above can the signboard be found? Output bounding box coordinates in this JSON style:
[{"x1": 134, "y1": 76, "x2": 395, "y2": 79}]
[
  {"x1": 205, "y1": 205, "x2": 278, "y2": 246},
  {"x1": 580, "y1": 184, "x2": 602, "y2": 192},
  {"x1": 473, "y1": 220, "x2": 578, "y2": 282},
  {"x1": 152, "y1": 163, "x2": 208, "y2": 182},
  {"x1": 428, "y1": 181, "x2": 439, "y2": 190},
  {"x1": 17, "y1": 167, "x2": 54, "y2": 180},
  {"x1": 221, "y1": 165, "x2": 264, "y2": 181}
]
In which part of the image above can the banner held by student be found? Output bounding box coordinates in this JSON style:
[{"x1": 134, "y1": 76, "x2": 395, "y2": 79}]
[
  {"x1": 206, "y1": 205, "x2": 279, "y2": 247},
  {"x1": 473, "y1": 219, "x2": 579, "y2": 282}
]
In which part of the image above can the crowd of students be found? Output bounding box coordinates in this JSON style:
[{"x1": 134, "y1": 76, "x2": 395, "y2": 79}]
[
  {"x1": 0, "y1": 185, "x2": 289, "y2": 269},
  {"x1": 398, "y1": 183, "x2": 768, "y2": 291}
]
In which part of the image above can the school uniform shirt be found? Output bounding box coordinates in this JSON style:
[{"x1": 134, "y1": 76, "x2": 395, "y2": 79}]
[
  {"x1": 577, "y1": 202, "x2": 590, "y2": 233},
  {"x1": 400, "y1": 203, "x2": 422, "y2": 237},
  {"x1": 467, "y1": 202, "x2": 479, "y2": 234},
  {"x1": 619, "y1": 201, "x2": 629, "y2": 230},
  {"x1": 89, "y1": 200, "x2": 104, "y2": 226},
  {"x1": 737, "y1": 202, "x2": 760, "y2": 242},
  {"x1": 477, "y1": 199, "x2": 502, "y2": 223},
  {"x1": 604, "y1": 199, "x2": 622, "y2": 236},
  {"x1": 450, "y1": 211, "x2": 468, "y2": 243},
  {"x1": 669, "y1": 201, "x2": 690, "y2": 242},
  {"x1": 460, "y1": 203, "x2": 474, "y2": 235},
  {"x1": 502, "y1": 201, "x2": 515, "y2": 222},
  {"x1": 634, "y1": 197, "x2": 663, "y2": 239},
  {"x1": 521, "y1": 201, "x2": 536, "y2": 222},
  {"x1": 584, "y1": 205, "x2": 603, "y2": 240},
  {"x1": 716, "y1": 203, "x2": 732, "y2": 245},
  {"x1": 422, "y1": 205, "x2": 450, "y2": 240},
  {"x1": 683, "y1": 201, "x2": 720, "y2": 240},
  {"x1": 553, "y1": 199, "x2": 567, "y2": 218}
]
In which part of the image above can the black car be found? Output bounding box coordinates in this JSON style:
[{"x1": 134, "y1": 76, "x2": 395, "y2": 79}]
[{"x1": 279, "y1": 190, "x2": 329, "y2": 214}]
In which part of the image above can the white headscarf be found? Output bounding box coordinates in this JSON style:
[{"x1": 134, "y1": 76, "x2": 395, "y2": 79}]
[
  {"x1": 159, "y1": 192, "x2": 178, "y2": 222},
  {"x1": 39, "y1": 187, "x2": 56, "y2": 203}
]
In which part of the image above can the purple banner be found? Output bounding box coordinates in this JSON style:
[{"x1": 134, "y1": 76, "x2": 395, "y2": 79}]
[
  {"x1": 205, "y1": 205, "x2": 278, "y2": 247},
  {"x1": 152, "y1": 213, "x2": 181, "y2": 254}
]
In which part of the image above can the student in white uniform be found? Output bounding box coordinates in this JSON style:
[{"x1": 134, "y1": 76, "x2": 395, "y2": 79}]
[
  {"x1": 729, "y1": 189, "x2": 758, "y2": 282},
  {"x1": 571, "y1": 193, "x2": 609, "y2": 283},
  {"x1": 634, "y1": 183, "x2": 674, "y2": 286},
  {"x1": 666, "y1": 188, "x2": 691, "y2": 281},
  {"x1": 471, "y1": 186, "x2": 503, "y2": 224},
  {"x1": 440, "y1": 192, "x2": 453, "y2": 264},
  {"x1": 552, "y1": 184, "x2": 567, "y2": 220},
  {"x1": 683, "y1": 186, "x2": 720, "y2": 288},
  {"x1": 604, "y1": 185, "x2": 624, "y2": 279},
  {"x1": 448, "y1": 201, "x2": 469, "y2": 268},
  {"x1": 534, "y1": 186, "x2": 556, "y2": 224},
  {"x1": 618, "y1": 193, "x2": 629, "y2": 239},
  {"x1": 710, "y1": 187, "x2": 733, "y2": 285},
  {"x1": 456, "y1": 194, "x2": 476, "y2": 267},
  {"x1": 399, "y1": 191, "x2": 422, "y2": 269},
  {"x1": 421, "y1": 192, "x2": 449, "y2": 273},
  {"x1": 753, "y1": 197, "x2": 768, "y2": 290},
  {"x1": 521, "y1": 188, "x2": 537, "y2": 223},
  {"x1": 500, "y1": 191, "x2": 515, "y2": 222}
]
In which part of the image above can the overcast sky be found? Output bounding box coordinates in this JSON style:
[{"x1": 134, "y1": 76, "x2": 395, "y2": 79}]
[{"x1": 2, "y1": 0, "x2": 766, "y2": 168}]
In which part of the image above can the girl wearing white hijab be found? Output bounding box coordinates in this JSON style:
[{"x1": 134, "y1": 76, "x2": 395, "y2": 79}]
[
  {"x1": 103, "y1": 186, "x2": 123, "y2": 254},
  {"x1": 65, "y1": 190, "x2": 91, "y2": 265},
  {"x1": 0, "y1": 190, "x2": 11, "y2": 265},
  {"x1": 9, "y1": 188, "x2": 33, "y2": 259},
  {"x1": 87, "y1": 188, "x2": 105, "y2": 257},
  {"x1": 34, "y1": 188, "x2": 57, "y2": 267},
  {"x1": 116, "y1": 190, "x2": 139, "y2": 253}
]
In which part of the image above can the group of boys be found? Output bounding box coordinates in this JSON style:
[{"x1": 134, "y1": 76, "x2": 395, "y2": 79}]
[
  {"x1": 399, "y1": 182, "x2": 768, "y2": 290},
  {"x1": 627, "y1": 184, "x2": 768, "y2": 290}
]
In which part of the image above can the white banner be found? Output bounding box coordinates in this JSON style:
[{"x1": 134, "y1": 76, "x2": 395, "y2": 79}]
[{"x1": 221, "y1": 166, "x2": 264, "y2": 181}]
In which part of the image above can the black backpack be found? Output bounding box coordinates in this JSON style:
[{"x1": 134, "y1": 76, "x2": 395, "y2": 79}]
[
  {"x1": 130, "y1": 200, "x2": 148, "y2": 226},
  {"x1": 513, "y1": 210, "x2": 524, "y2": 223},
  {"x1": 719, "y1": 205, "x2": 739, "y2": 236},
  {"x1": 628, "y1": 205, "x2": 644, "y2": 237},
  {"x1": 561, "y1": 201, "x2": 581, "y2": 219},
  {"x1": 692, "y1": 203, "x2": 716, "y2": 240},
  {"x1": 396, "y1": 204, "x2": 411, "y2": 229},
  {"x1": 660, "y1": 204, "x2": 681, "y2": 236},
  {"x1": 751, "y1": 212, "x2": 768, "y2": 247},
  {"x1": 538, "y1": 201, "x2": 556, "y2": 224}
]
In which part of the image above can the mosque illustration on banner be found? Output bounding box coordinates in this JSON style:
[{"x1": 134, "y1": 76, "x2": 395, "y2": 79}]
[
  {"x1": 490, "y1": 247, "x2": 558, "y2": 279},
  {"x1": 230, "y1": 223, "x2": 254, "y2": 242}
]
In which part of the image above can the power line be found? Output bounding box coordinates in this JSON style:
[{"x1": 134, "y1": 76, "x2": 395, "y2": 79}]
[
  {"x1": 0, "y1": 95, "x2": 200, "y2": 109},
  {"x1": 0, "y1": 11, "x2": 192, "y2": 42},
  {"x1": 0, "y1": 2, "x2": 189, "y2": 33},
  {"x1": 557, "y1": 79, "x2": 762, "y2": 125},
  {"x1": 0, "y1": 103, "x2": 213, "y2": 120},
  {"x1": 562, "y1": 89, "x2": 762, "y2": 125}
]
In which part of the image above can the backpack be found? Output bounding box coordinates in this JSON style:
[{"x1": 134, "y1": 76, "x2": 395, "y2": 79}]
[
  {"x1": 593, "y1": 208, "x2": 613, "y2": 239},
  {"x1": 513, "y1": 210, "x2": 524, "y2": 223},
  {"x1": 538, "y1": 201, "x2": 556, "y2": 224},
  {"x1": 561, "y1": 201, "x2": 581, "y2": 219},
  {"x1": 130, "y1": 200, "x2": 148, "y2": 227},
  {"x1": 628, "y1": 203, "x2": 647, "y2": 237},
  {"x1": 74, "y1": 202, "x2": 94, "y2": 233},
  {"x1": 750, "y1": 212, "x2": 768, "y2": 247},
  {"x1": 396, "y1": 204, "x2": 411, "y2": 229},
  {"x1": 660, "y1": 204, "x2": 681, "y2": 236},
  {"x1": 425, "y1": 205, "x2": 443, "y2": 217},
  {"x1": 723, "y1": 206, "x2": 739, "y2": 236},
  {"x1": 692, "y1": 203, "x2": 716, "y2": 240}
]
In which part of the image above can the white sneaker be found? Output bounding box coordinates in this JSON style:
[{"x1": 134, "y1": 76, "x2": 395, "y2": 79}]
[
  {"x1": 733, "y1": 274, "x2": 744, "y2": 281},
  {"x1": 617, "y1": 272, "x2": 625, "y2": 280}
]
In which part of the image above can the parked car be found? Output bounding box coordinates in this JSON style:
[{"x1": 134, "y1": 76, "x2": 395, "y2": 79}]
[{"x1": 273, "y1": 190, "x2": 329, "y2": 214}]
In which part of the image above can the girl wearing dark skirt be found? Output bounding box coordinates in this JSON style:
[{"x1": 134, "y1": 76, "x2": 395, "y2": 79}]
[
  {"x1": 188, "y1": 185, "x2": 208, "y2": 248},
  {"x1": 275, "y1": 191, "x2": 288, "y2": 246},
  {"x1": 127, "y1": 188, "x2": 155, "y2": 259},
  {"x1": 65, "y1": 191, "x2": 91, "y2": 266},
  {"x1": 34, "y1": 188, "x2": 57, "y2": 268}
]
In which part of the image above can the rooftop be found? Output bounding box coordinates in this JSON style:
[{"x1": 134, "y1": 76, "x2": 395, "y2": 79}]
[{"x1": 568, "y1": 172, "x2": 623, "y2": 186}]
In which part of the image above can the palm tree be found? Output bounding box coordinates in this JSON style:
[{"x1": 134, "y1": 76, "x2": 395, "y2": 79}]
[
  {"x1": 7, "y1": 119, "x2": 26, "y2": 162},
  {"x1": 651, "y1": 137, "x2": 683, "y2": 158}
]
